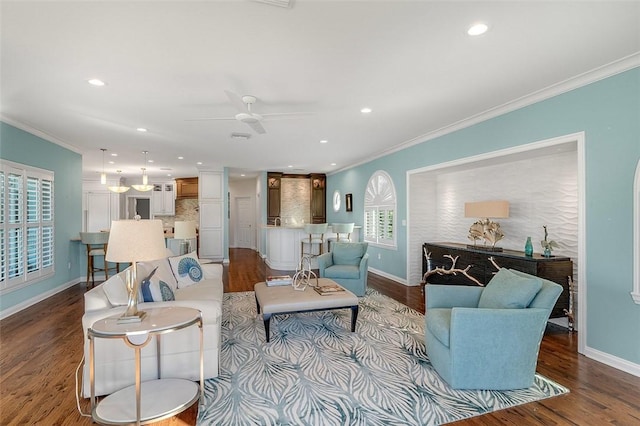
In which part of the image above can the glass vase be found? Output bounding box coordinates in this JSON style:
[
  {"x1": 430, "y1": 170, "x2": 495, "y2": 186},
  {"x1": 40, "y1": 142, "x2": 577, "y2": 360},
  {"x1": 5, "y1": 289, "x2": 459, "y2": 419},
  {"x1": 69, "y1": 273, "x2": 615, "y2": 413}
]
[{"x1": 524, "y1": 237, "x2": 533, "y2": 257}]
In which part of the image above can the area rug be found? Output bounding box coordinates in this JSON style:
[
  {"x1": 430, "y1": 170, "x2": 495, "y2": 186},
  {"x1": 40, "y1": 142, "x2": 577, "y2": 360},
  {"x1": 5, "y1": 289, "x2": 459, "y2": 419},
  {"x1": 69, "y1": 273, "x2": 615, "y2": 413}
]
[{"x1": 197, "y1": 289, "x2": 568, "y2": 425}]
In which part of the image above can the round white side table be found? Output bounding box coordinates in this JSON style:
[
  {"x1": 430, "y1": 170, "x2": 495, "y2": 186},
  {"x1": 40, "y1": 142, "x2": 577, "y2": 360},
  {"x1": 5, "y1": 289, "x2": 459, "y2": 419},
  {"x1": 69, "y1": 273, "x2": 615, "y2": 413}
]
[{"x1": 88, "y1": 307, "x2": 204, "y2": 425}]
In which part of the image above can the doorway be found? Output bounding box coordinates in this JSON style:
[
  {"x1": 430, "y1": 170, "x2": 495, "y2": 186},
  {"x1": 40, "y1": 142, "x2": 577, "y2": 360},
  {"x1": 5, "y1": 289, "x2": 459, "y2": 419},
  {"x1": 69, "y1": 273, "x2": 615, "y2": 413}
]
[
  {"x1": 235, "y1": 196, "x2": 255, "y2": 249},
  {"x1": 127, "y1": 197, "x2": 151, "y2": 219}
]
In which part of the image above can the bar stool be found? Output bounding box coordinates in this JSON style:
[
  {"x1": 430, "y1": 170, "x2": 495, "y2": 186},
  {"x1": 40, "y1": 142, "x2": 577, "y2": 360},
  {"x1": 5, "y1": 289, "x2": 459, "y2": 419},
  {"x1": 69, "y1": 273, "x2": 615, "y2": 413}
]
[
  {"x1": 80, "y1": 232, "x2": 119, "y2": 288},
  {"x1": 327, "y1": 223, "x2": 355, "y2": 251},
  {"x1": 300, "y1": 223, "x2": 328, "y2": 261}
]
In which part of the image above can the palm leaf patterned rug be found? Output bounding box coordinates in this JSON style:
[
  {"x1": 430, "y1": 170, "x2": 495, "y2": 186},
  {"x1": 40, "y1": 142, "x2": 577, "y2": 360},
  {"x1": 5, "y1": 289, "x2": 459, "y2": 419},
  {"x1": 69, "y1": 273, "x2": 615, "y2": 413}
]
[{"x1": 197, "y1": 289, "x2": 568, "y2": 425}]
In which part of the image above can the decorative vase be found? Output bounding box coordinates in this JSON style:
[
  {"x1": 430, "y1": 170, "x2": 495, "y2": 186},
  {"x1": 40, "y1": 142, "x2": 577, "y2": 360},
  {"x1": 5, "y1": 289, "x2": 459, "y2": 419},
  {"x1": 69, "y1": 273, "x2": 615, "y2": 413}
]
[
  {"x1": 524, "y1": 237, "x2": 533, "y2": 257},
  {"x1": 543, "y1": 247, "x2": 552, "y2": 258}
]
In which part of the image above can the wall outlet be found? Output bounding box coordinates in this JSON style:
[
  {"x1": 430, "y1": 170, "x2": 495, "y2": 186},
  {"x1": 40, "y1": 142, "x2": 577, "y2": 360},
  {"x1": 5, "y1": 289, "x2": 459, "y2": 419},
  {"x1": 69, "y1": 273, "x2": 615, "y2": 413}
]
[
  {"x1": 377, "y1": 253, "x2": 381, "y2": 260},
  {"x1": 67, "y1": 262, "x2": 71, "y2": 270}
]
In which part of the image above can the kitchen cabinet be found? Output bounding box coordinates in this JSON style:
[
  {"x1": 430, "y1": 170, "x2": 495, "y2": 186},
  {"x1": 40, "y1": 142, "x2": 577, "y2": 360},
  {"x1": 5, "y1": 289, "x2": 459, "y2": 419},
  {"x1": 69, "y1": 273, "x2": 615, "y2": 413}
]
[
  {"x1": 199, "y1": 171, "x2": 224, "y2": 261},
  {"x1": 176, "y1": 177, "x2": 198, "y2": 199},
  {"x1": 267, "y1": 172, "x2": 281, "y2": 225},
  {"x1": 310, "y1": 174, "x2": 326, "y2": 224},
  {"x1": 151, "y1": 182, "x2": 175, "y2": 216}
]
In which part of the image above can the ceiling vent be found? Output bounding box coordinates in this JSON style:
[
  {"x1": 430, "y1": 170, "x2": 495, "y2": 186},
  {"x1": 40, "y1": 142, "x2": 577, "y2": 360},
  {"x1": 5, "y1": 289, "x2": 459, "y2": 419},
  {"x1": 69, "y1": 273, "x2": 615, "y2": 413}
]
[
  {"x1": 231, "y1": 132, "x2": 252, "y2": 140},
  {"x1": 252, "y1": 0, "x2": 292, "y2": 8}
]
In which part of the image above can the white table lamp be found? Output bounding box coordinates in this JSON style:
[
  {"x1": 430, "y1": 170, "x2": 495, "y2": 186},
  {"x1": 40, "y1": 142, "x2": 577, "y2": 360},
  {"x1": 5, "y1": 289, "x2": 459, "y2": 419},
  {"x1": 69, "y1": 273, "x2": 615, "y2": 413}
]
[
  {"x1": 106, "y1": 219, "x2": 167, "y2": 323},
  {"x1": 174, "y1": 220, "x2": 197, "y2": 255}
]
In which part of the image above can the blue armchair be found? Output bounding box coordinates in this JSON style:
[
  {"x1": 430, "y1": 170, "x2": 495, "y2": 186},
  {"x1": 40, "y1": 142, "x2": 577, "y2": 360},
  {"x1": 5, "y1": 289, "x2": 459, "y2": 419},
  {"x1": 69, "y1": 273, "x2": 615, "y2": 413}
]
[
  {"x1": 425, "y1": 268, "x2": 562, "y2": 390},
  {"x1": 318, "y1": 242, "x2": 369, "y2": 296}
]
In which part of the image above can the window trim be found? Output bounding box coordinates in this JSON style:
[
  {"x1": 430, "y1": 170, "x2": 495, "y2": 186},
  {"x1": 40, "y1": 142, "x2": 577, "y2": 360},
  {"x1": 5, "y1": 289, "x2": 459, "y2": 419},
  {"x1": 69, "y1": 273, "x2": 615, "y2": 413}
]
[
  {"x1": 1, "y1": 159, "x2": 55, "y2": 294},
  {"x1": 364, "y1": 170, "x2": 397, "y2": 249}
]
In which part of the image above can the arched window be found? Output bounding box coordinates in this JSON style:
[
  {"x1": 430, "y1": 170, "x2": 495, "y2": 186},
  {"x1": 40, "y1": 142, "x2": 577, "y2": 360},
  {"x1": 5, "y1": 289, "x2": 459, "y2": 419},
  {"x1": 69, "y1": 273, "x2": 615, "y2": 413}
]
[{"x1": 364, "y1": 170, "x2": 396, "y2": 248}]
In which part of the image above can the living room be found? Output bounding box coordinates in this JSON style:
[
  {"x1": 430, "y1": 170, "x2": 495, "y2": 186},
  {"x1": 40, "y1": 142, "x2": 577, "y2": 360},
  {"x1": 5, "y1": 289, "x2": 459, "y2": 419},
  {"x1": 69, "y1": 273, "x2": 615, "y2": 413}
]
[{"x1": 1, "y1": 1, "x2": 639, "y2": 425}]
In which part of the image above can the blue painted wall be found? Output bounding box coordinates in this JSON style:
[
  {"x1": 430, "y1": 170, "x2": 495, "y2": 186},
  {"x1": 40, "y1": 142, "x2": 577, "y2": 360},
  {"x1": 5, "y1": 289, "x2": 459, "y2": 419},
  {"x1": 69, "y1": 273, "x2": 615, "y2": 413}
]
[
  {"x1": 0, "y1": 122, "x2": 83, "y2": 312},
  {"x1": 327, "y1": 68, "x2": 640, "y2": 365}
]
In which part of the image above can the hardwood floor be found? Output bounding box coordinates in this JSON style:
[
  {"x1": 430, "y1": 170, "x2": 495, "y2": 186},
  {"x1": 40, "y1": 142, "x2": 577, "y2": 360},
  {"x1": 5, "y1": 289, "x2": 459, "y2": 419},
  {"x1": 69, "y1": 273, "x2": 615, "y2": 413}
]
[{"x1": 1, "y1": 248, "x2": 638, "y2": 425}]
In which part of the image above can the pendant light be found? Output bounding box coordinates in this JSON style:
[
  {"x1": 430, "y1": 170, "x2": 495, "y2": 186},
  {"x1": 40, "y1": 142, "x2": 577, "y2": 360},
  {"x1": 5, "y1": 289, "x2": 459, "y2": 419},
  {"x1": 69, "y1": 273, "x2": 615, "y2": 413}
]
[
  {"x1": 108, "y1": 170, "x2": 130, "y2": 193},
  {"x1": 131, "y1": 150, "x2": 154, "y2": 192},
  {"x1": 100, "y1": 148, "x2": 107, "y2": 185}
]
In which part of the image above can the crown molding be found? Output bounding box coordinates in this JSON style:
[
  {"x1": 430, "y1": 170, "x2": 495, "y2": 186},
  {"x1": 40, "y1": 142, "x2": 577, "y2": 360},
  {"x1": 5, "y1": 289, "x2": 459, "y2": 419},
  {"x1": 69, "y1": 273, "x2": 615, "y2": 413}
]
[
  {"x1": 0, "y1": 115, "x2": 82, "y2": 155},
  {"x1": 330, "y1": 52, "x2": 640, "y2": 176}
]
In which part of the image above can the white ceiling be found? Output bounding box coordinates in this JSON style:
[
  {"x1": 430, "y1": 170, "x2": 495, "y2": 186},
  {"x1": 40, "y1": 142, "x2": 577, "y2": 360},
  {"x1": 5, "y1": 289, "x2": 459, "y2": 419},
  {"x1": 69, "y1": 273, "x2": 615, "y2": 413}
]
[{"x1": 1, "y1": 1, "x2": 639, "y2": 182}]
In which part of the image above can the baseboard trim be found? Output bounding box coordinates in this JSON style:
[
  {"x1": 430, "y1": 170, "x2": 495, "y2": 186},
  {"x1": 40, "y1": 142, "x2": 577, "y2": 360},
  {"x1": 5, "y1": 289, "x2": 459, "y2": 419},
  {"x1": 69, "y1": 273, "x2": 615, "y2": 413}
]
[
  {"x1": 368, "y1": 267, "x2": 408, "y2": 286},
  {"x1": 0, "y1": 278, "x2": 80, "y2": 320},
  {"x1": 583, "y1": 346, "x2": 640, "y2": 378}
]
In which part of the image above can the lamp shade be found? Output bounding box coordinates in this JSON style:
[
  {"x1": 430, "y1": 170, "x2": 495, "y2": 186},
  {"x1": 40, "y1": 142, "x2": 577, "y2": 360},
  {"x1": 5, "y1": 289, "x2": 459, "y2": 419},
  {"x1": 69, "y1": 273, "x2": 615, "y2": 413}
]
[
  {"x1": 106, "y1": 219, "x2": 167, "y2": 263},
  {"x1": 174, "y1": 220, "x2": 197, "y2": 240},
  {"x1": 464, "y1": 200, "x2": 510, "y2": 218}
]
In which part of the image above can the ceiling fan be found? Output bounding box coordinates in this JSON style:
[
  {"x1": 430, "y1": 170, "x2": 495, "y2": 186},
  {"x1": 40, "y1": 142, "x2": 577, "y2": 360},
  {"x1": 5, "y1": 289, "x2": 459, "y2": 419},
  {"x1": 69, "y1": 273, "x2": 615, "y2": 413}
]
[{"x1": 187, "y1": 90, "x2": 311, "y2": 135}]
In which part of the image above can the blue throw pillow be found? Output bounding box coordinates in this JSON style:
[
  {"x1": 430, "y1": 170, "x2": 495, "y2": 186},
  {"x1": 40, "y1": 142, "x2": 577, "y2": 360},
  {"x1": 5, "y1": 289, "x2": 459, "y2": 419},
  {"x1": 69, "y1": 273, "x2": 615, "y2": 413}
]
[
  {"x1": 139, "y1": 267, "x2": 175, "y2": 302},
  {"x1": 478, "y1": 268, "x2": 542, "y2": 309}
]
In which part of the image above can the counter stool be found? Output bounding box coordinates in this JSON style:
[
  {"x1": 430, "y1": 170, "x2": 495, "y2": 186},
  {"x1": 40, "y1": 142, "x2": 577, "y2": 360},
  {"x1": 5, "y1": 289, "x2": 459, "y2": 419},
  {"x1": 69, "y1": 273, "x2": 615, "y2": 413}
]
[
  {"x1": 80, "y1": 232, "x2": 119, "y2": 288},
  {"x1": 300, "y1": 223, "x2": 328, "y2": 262},
  {"x1": 327, "y1": 223, "x2": 355, "y2": 251}
]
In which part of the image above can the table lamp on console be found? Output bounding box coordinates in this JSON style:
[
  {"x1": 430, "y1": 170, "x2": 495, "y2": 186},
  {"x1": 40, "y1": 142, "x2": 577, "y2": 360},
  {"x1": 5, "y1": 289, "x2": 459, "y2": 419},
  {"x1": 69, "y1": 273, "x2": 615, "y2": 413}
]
[
  {"x1": 464, "y1": 200, "x2": 509, "y2": 251},
  {"x1": 105, "y1": 219, "x2": 167, "y2": 324},
  {"x1": 174, "y1": 220, "x2": 197, "y2": 255}
]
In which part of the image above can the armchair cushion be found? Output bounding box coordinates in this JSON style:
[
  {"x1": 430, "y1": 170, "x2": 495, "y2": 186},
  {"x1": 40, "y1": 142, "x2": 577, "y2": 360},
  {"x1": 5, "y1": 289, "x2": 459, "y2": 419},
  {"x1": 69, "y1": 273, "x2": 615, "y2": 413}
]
[
  {"x1": 478, "y1": 268, "x2": 542, "y2": 309},
  {"x1": 322, "y1": 264, "x2": 360, "y2": 279},
  {"x1": 426, "y1": 308, "x2": 452, "y2": 347},
  {"x1": 102, "y1": 272, "x2": 128, "y2": 306},
  {"x1": 332, "y1": 242, "x2": 368, "y2": 265}
]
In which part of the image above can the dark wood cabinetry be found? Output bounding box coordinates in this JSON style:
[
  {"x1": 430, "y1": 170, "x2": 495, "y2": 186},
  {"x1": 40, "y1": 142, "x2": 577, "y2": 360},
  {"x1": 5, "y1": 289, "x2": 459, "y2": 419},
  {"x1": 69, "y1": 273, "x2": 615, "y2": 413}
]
[
  {"x1": 267, "y1": 173, "x2": 282, "y2": 225},
  {"x1": 266, "y1": 172, "x2": 326, "y2": 225},
  {"x1": 310, "y1": 174, "x2": 326, "y2": 224},
  {"x1": 176, "y1": 177, "x2": 198, "y2": 199},
  {"x1": 422, "y1": 242, "x2": 573, "y2": 319}
]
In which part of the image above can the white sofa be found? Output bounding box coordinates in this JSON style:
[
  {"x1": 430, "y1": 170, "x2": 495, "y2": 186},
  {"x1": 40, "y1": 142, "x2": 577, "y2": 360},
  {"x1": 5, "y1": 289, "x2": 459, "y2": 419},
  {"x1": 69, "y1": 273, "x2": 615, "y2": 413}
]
[{"x1": 81, "y1": 252, "x2": 223, "y2": 397}]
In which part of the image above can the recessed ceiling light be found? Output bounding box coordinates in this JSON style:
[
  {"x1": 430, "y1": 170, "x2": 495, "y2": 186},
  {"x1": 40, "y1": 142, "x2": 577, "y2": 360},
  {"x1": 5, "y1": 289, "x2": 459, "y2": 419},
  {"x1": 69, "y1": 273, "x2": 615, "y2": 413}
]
[
  {"x1": 320, "y1": 140, "x2": 328, "y2": 144},
  {"x1": 87, "y1": 79, "x2": 106, "y2": 86},
  {"x1": 167, "y1": 174, "x2": 172, "y2": 177},
  {"x1": 108, "y1": 161, "x2": 115, "y2": 164},
  {"x1": 331, "y1": 163, "x2": 337, "y2": 166},
  {"x1": 467, "y1": 23, "x2": 489, "y2": 36},
  {"x1": 360, "y1": 107, "x2": 372, "y2": 114},
  {"x1": 111, "y1": 153, "x2": 118, "y2": 157},
  {"x1": 240, "y1": 174, "x2": 246, "y2": 177},
  {"x1": 147, "y1": 159, "x2": 154, "y2": 163},
  {"x1": 197, "y1": 162, "x2": 203, "y2": 165},
  {"x1": 288, "y1": 165, "x2": 293, "y2": 168},
  {"x1": 178, "y1": 156, "x2": 184, "y2": 160},
  {"x1": 136, "y1": 128, "x2": 148, "y2": 132}
]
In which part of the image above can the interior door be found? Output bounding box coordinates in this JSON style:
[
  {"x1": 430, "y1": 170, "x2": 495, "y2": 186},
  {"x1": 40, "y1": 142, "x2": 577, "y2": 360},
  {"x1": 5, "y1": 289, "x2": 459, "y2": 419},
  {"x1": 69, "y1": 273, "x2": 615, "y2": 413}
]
[{"x1": 236, "y1": 196, "x2": 254, "y2": 249}]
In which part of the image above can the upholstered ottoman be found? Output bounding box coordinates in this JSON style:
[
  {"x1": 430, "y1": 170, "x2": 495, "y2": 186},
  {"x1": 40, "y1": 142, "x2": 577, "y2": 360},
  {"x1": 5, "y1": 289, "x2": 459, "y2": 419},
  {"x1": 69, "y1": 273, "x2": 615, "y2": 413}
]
[{"x1": 254, "y1": 279, "x2": 359, "y2": 342}]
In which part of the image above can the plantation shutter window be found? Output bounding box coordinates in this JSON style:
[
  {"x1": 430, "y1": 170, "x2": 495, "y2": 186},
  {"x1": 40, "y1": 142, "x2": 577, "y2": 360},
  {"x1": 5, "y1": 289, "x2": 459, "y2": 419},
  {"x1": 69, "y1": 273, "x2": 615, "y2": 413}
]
[
  {"x1": 363, "y1": 170, "x2": 397, "y2": 248},
  {"x1": 0, "y1": 160, "x2": 54, "y2": 293}
]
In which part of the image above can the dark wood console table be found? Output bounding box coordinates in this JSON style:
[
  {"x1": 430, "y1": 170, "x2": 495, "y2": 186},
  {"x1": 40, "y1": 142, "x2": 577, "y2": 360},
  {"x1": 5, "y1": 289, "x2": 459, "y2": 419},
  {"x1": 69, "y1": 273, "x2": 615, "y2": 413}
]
[{"x1": 422, "y1": 242, "x2": 573, "y2": 319}]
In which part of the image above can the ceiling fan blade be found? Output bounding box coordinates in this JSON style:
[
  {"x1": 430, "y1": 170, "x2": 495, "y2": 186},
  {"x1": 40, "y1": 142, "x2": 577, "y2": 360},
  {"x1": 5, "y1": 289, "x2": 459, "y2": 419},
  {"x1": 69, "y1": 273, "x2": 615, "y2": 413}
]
[
  {"x1": 261, "y1": 112, "x2": 315, "y2": 120},
  {"x1": 225, "y1": 90, "x2": 249, "y2": 113},
  {"x1": 246, "y1": 120, "x2": 266, "y2": 134},
  {"x1": 185, "y1": 117, "x2": 236, "y2": 121}
]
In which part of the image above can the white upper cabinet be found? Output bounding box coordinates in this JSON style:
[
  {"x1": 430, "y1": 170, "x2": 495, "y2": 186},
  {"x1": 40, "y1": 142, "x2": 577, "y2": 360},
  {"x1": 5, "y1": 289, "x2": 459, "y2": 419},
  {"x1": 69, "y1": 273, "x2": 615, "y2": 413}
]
[{"x1": 151, "y1": 181, "x2": 175, "y2": 216}]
